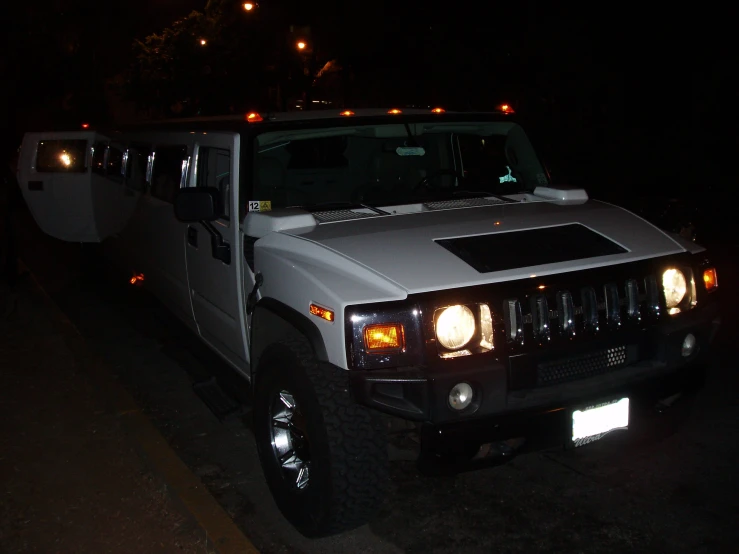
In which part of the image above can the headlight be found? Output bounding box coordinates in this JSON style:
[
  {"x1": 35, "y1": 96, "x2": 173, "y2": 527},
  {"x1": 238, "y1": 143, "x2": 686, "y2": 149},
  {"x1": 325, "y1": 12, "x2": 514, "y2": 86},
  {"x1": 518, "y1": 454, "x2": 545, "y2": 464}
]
[
  {"x1": 662, "y1": 268, "x2": 687, "y2": 310},
  {"x1": 435, "y1": 305, "x2": 476, "y2": 350}
]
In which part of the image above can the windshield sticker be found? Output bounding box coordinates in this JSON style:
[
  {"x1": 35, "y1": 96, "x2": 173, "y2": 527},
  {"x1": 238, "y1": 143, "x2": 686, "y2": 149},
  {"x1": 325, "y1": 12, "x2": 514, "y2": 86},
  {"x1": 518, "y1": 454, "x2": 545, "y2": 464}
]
[
  {"x1": 396, "y1": 146, "x2": 426, "y2": 157},
  {"x1": 248, "y1": 200, "x2": 272, "y2": 212},
  {"x1": 499, "y1": 166, "x2": 517, "y2": 184}
]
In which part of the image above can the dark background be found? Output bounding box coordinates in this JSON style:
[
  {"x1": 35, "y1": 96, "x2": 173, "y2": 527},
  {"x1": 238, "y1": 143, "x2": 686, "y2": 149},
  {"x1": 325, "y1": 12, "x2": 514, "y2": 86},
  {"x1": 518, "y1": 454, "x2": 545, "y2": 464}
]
[{"x1": 3, "y1": 1, "x2": 736, "y2": 237}]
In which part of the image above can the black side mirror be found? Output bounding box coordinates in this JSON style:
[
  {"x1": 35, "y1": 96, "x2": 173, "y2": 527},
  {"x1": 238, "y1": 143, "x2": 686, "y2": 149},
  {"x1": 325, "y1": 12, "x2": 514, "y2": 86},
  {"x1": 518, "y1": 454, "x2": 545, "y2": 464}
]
[{"x1": 174, "y1": 187, "x2": 220, "y2": 222}]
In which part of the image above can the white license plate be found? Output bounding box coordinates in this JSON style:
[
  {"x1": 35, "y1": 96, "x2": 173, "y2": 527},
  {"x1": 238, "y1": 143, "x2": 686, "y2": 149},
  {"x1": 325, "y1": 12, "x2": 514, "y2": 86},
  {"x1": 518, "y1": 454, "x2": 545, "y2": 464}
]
[{"x1": 572, "y1": 397, "x2": 629, "y2": 447}]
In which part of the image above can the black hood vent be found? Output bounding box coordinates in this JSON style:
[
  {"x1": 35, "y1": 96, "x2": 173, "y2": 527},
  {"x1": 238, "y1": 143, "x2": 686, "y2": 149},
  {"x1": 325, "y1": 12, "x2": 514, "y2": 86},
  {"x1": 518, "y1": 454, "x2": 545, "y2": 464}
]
[{"x1": 435, "y1": 224, "x2": 628, "y2": 274}]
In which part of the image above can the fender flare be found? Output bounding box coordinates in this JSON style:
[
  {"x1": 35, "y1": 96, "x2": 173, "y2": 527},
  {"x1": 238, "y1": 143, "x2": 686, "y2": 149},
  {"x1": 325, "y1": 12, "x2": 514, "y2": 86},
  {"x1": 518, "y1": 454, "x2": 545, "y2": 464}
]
[{"x1": 250, "y1": 297, "x2": 329, "y2": 381}]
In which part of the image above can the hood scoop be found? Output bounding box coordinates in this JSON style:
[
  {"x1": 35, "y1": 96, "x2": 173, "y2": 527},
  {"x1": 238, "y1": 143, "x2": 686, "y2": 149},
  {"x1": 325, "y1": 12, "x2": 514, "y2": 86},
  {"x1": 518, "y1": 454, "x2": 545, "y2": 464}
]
[{"x1": 435, "y1": 223, "x2": 628, "y2": 274}]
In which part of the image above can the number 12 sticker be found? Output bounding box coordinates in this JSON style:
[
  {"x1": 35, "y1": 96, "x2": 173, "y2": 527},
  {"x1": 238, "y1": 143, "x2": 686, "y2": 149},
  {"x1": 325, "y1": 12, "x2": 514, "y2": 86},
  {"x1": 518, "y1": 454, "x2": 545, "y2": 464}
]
[{"x1": 248, "y1": 201, "x2": 272, "y2": 212}]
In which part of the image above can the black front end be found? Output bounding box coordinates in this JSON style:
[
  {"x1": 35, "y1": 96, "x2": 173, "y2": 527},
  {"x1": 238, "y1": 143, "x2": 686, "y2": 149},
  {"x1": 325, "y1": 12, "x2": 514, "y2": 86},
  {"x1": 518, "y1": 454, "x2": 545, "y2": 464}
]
[{"x1": 346, "y1": 252, "x2": 721, "y2": 461}]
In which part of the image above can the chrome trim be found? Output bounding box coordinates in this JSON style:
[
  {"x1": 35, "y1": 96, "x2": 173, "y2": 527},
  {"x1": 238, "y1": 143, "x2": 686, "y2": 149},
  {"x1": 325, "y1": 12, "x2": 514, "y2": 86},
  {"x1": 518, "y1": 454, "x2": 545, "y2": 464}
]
[
  {"x1": 180, "y1": 156, "x2": 191, "y2": 188},
  {"x1": 581, "y1": 287, "x2": 599, "y2": 332},
  {"x1": 530, "y1": 294, "x2": 551, "y2": 342},
  {"x1": 604, "y1": 283, "x2": 621, "y2": 327},
  {"x1": 645, "y1": 275, "x2": 661, "y2": 317},
  {"x1": 145, "y1": 152, "x2": 154, "y2": 183},
  {"x1": 556, "y1": 291, "x2": 576, "y2": 337},
  {"x1": 625, "y1": 279, "x2": 641, "y2": 320},
  {"x1": 504, "y1": 299, "x2": 525, "y2": 346}
]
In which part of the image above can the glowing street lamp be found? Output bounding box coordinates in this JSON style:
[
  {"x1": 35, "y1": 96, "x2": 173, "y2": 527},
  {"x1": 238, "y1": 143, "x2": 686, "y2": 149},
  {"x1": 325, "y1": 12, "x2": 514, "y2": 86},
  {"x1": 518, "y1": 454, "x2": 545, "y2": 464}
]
[
  {"x1": 296, "y1": 41, "x2": 306, "y2": 51},
  {"x1": 199, "y1": 38, "x2": 207, "y2": 46},
  {"x1": 243, "y1": 2, "x2": 255, "y2": 10}
]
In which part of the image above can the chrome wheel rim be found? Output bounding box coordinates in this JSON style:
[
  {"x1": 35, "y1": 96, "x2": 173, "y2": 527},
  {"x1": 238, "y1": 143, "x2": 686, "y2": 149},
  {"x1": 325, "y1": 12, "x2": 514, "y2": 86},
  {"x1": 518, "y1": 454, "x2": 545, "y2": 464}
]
[{"x1": 270, "y1": 390, "x2": 311, "y2": 490}]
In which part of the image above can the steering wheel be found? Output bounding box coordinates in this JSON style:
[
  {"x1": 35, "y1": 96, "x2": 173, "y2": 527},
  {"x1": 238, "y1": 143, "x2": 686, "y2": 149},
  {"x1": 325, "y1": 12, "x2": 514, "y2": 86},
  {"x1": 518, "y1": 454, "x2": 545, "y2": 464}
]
[{"x1": 413, "y1": 169, "x2": 466, "y2": 193}]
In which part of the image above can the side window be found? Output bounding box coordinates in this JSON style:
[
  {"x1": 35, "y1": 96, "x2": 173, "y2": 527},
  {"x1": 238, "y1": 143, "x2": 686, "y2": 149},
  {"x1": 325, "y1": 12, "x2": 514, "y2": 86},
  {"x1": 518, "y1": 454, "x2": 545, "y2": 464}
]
[
  {"x1": 125, "y1": 143, "x2": 150, "y2": 192},
  {"x1": 107, "y1": 146, "x2": 124, "y2": 181},
  {"x1": 36, "y1": 139, "x2": 88, "y2": 173},
  {"x1": 197, "y1": 147, "x2": 231, "y2": 220},
  {"x1": 91, "y1": 142, "x2": 107, "y2": 175},
  {"x1": 151, "y1": 145, "x2": 187, "y2": 204}
]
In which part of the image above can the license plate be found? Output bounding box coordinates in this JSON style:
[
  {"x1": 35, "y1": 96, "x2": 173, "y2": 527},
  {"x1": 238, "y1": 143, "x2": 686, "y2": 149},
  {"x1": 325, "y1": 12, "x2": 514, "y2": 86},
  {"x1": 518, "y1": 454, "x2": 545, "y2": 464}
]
[{"x1": 572, "y1": 397, "x2": 629, "y2": 447}]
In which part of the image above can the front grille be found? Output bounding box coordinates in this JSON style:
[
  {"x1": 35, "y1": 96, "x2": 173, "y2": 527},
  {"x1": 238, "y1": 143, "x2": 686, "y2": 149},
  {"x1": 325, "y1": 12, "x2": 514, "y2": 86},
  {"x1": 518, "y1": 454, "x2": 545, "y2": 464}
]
[
  {"x1": 499, "y1": 273, "x2": 665, "y2": 354},
  {"x1": 537, "y1": 346, "x2": 628, "y2": 386}
]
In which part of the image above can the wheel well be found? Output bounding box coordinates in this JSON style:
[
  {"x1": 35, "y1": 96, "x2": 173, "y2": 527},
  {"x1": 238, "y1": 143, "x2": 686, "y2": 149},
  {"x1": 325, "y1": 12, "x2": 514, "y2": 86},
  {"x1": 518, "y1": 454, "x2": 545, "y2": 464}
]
[{"x1": 250, "y1": 298, "x2": 329, "y2": 381}]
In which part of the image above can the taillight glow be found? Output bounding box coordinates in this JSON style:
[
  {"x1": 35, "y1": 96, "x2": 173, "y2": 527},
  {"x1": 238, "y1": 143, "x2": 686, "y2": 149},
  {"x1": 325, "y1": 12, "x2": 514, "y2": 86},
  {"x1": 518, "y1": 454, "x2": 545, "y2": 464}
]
[
  {"x1": 387, "y1": 108, "x2": 402, "y2": 114},
  {"x1": 499, "y1": 104, "x2": 515, "y2": 114},
  {"x1": 246, "y1": 112, "x2": 263, "y2": 122},
  {"x1": 81, "y1": 123, "x2": 90, "y2": 129},
  {"x1": 431, "y1": 107, "x2": 445, "y2": 113},
  {"x1": 340, "y1": 110, "x2": 355, "y2": 116}
]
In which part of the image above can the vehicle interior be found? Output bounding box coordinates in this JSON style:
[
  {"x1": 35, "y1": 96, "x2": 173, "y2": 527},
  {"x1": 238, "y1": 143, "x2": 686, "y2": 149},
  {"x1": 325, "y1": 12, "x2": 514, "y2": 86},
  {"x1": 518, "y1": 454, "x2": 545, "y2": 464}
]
[{"x1": 253, "y1": 121, "x2": 548, "y2": 209}]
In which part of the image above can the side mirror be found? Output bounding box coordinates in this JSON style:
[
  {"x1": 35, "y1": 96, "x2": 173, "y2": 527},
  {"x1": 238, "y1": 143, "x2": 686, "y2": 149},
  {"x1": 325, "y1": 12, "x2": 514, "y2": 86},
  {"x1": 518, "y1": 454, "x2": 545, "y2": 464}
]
[{"x1": 174, "y1": 187, "x2": 220, "y2": 222}]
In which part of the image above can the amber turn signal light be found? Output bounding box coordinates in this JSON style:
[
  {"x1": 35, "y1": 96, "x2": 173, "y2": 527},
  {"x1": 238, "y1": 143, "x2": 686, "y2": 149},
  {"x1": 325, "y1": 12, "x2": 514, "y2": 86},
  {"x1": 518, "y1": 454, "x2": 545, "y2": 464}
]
[
  {"x1": 363, "y1": 323, "x2": 405, "y2": 351},
  {"x1": 703, "y1": 268, "x2": 718, "y2": 291},
  {"x1": 309, "y1": 303, "x2": 334, "y2": 322}
]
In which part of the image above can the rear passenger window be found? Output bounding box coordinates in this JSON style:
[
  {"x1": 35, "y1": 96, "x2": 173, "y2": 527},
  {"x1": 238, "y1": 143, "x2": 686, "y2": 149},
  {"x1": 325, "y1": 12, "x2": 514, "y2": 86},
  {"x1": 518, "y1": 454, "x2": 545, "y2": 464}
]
[
  {"x1": 91, "y1": 142, "x2": 107, "y2": 175},
  {"x1": 36, "y1": 139, "x2": 88, "y2": 173},
  {"x1": 107, "y1": 147, "x2": 124, "y2": 181},
  {"x1": 197, "y1": 147, "x2": 231, "y2": 220},
  {"x1": 151, "y1": 145, "x2": 187, "y2": 204},
  {"x1": 125, "y1": 143, "x2": 150, "y2": 192}
]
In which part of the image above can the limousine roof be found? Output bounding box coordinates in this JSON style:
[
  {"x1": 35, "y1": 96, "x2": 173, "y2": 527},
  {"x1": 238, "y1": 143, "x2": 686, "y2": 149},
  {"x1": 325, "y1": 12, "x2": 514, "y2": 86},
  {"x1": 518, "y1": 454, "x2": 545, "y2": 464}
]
[{"x1": 109, "y1": 107, "x2": 517, "y2": 134}]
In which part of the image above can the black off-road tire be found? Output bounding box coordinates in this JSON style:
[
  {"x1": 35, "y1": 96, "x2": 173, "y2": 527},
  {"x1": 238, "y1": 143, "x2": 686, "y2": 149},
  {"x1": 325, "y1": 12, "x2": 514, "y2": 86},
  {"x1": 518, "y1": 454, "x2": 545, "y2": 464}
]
[{"x1": 253, "y1": 335, "x2": 389, "y2": 538}]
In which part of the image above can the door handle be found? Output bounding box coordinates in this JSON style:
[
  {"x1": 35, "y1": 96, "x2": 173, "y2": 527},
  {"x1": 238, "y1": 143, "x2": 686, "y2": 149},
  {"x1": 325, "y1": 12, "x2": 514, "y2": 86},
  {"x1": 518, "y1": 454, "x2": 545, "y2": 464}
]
[{"x1": 187, "y1": 226, "x2": 198, "y2": 247}]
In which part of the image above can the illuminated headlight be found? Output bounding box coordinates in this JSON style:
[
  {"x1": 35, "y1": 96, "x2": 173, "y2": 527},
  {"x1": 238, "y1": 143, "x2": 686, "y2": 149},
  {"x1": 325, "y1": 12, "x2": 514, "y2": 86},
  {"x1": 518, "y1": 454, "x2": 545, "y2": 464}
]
[
  {"x1": 662, "y1": 268, "x2": 687, "y2": 312},
  {"x1": 434, "y1": 304, "x2": 494, "y2": 357},
  {"x1": 436, "y1": 305, "x2": 476, "y2": 350}
]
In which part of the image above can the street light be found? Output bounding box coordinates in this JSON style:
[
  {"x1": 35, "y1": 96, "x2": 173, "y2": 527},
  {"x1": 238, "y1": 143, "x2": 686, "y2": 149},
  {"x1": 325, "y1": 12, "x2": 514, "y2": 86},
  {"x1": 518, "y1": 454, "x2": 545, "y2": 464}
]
[
  {"x1": 199, "y1": 39, "x2": 207, "y2": 46},
  {"x1": 296, "y1": 41, "x2": 306, "y2": 51},
  {"x1": 243, "y1": 2, "x2": 255, "y2": 10}
]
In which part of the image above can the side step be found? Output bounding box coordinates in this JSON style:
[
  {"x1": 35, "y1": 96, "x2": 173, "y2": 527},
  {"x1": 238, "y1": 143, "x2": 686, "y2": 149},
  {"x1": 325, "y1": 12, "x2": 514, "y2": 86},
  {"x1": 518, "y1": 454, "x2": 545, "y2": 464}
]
[{"x1": 193, "y1": 376, "x2": 246, "y2": 422}]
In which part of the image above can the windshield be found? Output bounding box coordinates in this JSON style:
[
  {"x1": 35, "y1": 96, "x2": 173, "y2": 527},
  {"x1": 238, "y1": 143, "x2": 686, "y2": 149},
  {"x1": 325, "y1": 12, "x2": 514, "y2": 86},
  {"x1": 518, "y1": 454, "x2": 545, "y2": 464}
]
[{"x1": 252, "y1": 120, "x2": 548, "y2": 209}]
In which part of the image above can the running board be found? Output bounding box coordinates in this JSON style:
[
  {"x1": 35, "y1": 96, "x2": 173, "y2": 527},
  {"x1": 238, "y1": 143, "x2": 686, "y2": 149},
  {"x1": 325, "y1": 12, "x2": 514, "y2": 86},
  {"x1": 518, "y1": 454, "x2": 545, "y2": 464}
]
[{"x1": 193, "y1": 376, "x2": 245, "y2": 422}]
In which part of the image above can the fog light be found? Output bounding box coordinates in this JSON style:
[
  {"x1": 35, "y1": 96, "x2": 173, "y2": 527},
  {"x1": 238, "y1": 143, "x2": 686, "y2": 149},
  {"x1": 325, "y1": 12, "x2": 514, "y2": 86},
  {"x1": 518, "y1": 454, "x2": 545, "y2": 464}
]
[
  {"x1": 682, "y1": 333, "x2": 696, "y2": 357},
  {"x1": 449, "y1": 382, "x2": 474, "y2": 411}
]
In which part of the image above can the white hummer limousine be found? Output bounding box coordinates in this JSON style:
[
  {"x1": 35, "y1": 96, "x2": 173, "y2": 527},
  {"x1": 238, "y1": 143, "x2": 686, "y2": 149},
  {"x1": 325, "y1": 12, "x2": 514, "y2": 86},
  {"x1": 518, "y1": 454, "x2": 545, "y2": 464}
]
[{"x1": 18, "y1": 107, "x2": 721, "y2": 537}]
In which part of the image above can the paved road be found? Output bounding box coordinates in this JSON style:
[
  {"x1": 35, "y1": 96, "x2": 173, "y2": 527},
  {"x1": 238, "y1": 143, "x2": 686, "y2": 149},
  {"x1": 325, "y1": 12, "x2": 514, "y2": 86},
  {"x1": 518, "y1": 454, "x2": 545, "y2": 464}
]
[{"x1": 12, "y1": 203, "x2": 739, "y2": 554}]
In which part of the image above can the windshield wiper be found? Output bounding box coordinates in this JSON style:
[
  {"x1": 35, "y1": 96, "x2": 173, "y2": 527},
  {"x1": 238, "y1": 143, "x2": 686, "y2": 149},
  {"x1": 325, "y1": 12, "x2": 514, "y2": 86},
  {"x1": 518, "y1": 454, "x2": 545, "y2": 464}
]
[{"x1": 302, "y1": 201, "x2": 390, "y2": 216}]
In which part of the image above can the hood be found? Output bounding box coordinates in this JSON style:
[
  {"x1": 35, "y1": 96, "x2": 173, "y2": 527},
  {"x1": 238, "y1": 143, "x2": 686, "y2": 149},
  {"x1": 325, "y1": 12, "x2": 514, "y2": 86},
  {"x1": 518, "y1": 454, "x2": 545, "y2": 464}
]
[{"x1": 282, "y1": 200, "x2": 686, "y2": 295}]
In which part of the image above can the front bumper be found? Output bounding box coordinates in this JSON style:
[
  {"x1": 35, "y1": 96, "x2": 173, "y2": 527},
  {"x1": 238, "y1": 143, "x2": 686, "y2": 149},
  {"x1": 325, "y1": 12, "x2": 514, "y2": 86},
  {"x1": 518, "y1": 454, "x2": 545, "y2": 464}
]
[{"x1": 350, "y1": 301, "x2": 720, "y2": 452}]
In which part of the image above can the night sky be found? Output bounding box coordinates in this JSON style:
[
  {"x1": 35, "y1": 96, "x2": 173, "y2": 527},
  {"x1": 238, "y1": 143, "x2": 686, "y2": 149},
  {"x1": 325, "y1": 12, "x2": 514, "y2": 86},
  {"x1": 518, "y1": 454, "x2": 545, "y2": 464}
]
[{"x1": 3, "y1": 2, "x2": 736, "y2": 212}]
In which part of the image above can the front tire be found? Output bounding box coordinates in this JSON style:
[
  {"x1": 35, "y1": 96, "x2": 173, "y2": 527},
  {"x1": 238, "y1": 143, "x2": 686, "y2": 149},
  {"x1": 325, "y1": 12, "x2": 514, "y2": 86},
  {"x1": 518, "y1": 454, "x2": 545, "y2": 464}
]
[{"x1": 253, "y1": 336, "x2": 389, "y2": 537}]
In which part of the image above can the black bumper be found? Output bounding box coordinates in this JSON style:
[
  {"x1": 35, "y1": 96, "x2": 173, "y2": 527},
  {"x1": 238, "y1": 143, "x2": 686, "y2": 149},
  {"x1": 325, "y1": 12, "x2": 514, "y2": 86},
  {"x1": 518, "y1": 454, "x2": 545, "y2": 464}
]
[{"x1": 350, "y1": 302, "x2": 721, "y2": 451}]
